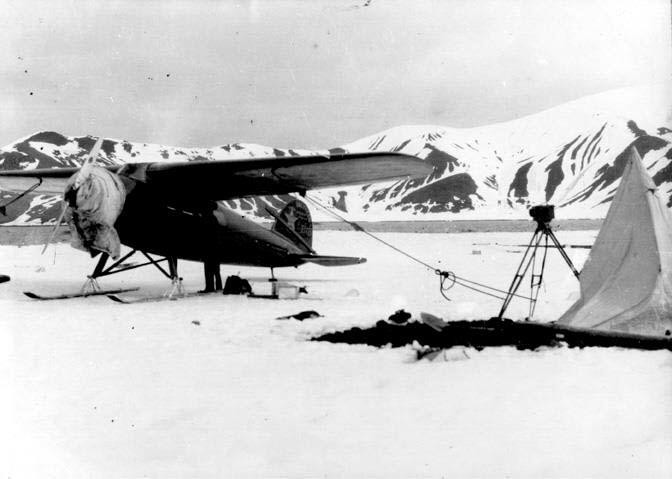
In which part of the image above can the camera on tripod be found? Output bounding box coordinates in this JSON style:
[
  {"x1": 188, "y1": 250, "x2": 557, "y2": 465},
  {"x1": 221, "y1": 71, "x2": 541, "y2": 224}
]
[
  {"x1": 497, "y1": 202, "x2": 580, "y2": 320},
  {"x1": 529, "y1": 204, "x2": 554, "y2": 226}
]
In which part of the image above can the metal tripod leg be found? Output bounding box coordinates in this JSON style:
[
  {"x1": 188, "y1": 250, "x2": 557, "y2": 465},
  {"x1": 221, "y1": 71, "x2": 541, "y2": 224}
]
[
  {"x1": 546, "y1": 228, "x2": 581, "y2": 279},
  {"x1": 498, "y1": 222, "x2": 581, "y2": 320},
  {"x1": 497, "y1": 229, "x2": 544, "y2": 319},
  {"x1": 528, "y1": 233, "x2": 550, "y2": 319}
]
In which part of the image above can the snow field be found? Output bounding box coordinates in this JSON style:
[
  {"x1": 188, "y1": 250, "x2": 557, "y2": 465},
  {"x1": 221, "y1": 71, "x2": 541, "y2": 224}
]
[{"x1": 1, "y1": 230, "x2": 670, "y2": 478}]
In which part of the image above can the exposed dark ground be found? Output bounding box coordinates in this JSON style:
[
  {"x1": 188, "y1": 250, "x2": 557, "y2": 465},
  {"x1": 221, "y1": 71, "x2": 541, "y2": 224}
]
[
  {"x1": 0, "y1": 219, "x2": 603, "y2": 246},
  {"x1": 313, "y1": 318, "x2": 672, "y2": 352}
]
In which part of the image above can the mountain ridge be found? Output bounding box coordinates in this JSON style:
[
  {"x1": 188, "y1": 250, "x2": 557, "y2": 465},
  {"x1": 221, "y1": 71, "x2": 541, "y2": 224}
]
[{"x1": 1, "y1": 83, "x2": 670, "y2": 224}]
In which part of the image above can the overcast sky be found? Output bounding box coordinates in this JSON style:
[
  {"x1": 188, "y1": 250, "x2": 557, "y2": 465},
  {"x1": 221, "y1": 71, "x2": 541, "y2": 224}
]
[{"x1": 1, "y1": 0, "x2": 670, "y2": 149}]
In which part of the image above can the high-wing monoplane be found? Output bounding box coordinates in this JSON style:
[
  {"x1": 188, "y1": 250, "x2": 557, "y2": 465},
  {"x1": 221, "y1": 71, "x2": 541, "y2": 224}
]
[{"x1": 0, "y1": 138, "x2": 431, "y2": 299}]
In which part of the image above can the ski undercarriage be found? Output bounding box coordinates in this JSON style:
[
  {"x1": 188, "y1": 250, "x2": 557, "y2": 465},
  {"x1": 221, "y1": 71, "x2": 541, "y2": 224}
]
[
  {"x1": 23, "y1": 249, "x2": 184, "y2": 301},
  {"x1": 22, "y1": 249, "x2": 293, "y2": 302}
]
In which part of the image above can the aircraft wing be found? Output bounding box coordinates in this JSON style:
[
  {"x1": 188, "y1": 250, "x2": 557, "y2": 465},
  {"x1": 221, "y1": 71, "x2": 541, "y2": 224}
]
[
  {"x1": 124, "y1": 151, "x2": 430, "y2": 200},
  {"x1": 0, "y1": 151, "x2": 431, "y2": 199},
  {"x1": 0, "y1": 167, "x2": 82, "y2": 194}
]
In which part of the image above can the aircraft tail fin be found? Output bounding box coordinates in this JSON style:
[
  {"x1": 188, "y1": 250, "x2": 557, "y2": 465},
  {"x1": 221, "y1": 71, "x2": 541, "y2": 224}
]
[{"x1": 269, "y1": 199, "x2": 314, "y2": 253}]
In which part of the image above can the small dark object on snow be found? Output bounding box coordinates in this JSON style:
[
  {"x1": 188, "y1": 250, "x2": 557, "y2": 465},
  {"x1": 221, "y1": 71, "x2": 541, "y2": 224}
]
[
  {"x1": 192, "y1": 320, "x2": 201, "y2": 326},
  {"x1": 276, "y1": 310, "x2": 323, "y2": 321},
  {"x1": 0, "y1": 274, "x2": 10, "y2": 284},
  {"x1": 388, "y1": 309, "x2": 411, "y2": 324},
  {"x1": 223, "y1": 275, "x2": 252, "y2": 295}
]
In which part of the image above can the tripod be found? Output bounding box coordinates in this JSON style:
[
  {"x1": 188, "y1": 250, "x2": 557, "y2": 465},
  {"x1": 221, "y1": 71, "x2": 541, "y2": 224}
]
[{"x1": 497, "y1": 205, "x2": 580, "y2": 320}]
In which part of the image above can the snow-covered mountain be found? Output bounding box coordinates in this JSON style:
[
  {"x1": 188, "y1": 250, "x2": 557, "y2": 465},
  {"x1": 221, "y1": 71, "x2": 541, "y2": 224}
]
[
  {"x1": 0, "y1": 133, "x2": 324, "y2": 224},
  {"x1": 323, "y1": 83, "x2": 672, "y2": 221},
  {"x1": 1, "y1": 83, "x2": 671, "y2": 225}
]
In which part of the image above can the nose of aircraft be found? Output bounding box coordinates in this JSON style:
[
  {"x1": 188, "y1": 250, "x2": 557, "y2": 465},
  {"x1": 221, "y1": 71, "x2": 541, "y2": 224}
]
[{"x1": 64, "y1": 165, "x2": 127, "y2": 259}]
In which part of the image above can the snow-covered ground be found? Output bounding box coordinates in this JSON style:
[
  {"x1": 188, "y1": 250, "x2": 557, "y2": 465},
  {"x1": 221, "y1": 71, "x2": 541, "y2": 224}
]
[{"x1": 1, "y1": 230, "x2": 671, "y2": 478}]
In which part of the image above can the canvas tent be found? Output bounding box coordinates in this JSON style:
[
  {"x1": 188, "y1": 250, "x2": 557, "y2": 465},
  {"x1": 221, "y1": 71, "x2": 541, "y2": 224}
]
[{"x1": 557, "y1": 146, "x2": 672, "y2": 337}]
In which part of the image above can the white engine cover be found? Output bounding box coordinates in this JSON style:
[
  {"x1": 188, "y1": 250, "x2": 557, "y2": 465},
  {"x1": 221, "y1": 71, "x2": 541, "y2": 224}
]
[{"x1": 65, "y1": 165, "x2": 126, "y2": 259}]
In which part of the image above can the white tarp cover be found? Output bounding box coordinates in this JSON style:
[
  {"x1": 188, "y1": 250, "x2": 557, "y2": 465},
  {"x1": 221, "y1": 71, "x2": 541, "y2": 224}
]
[{"x1": 557, "y1": 146, "x2": 672, "y2": 336}]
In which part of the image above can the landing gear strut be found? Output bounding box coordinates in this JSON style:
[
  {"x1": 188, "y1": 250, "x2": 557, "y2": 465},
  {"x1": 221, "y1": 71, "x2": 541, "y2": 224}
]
[
  {"x1": 202, "y1": 260, "x2": 222, "y2": 293},
  {"x1": 81, "y1": 249, "x2": 183, "y2": 297},
  {"x1": 269, "y1": 267, "x2": 278, "y2": 297},
  {"x1": 167, "y1": 256, "x2": 184, "y2": 297}
]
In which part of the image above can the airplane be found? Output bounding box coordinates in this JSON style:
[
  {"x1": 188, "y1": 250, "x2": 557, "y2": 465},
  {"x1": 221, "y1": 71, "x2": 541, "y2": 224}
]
[{"x1": 0, "y1": 138, "x2": 431, "y2": 300}]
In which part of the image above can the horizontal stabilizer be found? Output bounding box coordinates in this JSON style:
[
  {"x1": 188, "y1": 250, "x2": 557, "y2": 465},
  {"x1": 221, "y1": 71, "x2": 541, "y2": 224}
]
[{"x1": 292, "y1": 254, "x2": 366, "y2": 267}]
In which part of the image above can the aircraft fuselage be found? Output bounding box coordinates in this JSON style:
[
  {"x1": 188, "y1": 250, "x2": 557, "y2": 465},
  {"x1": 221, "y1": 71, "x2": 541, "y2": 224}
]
[{"x1": 114, "y1": 176, "x2": 307, "y2": 268}]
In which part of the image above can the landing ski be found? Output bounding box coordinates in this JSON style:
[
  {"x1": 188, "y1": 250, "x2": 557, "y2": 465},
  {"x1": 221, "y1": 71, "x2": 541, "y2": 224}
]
[
  {"x1": 107, "y1": 290, "x2": 223, "y2": 304},
  {"x1": 24, "y1": 287, "x2": 139, "y2": 301}
]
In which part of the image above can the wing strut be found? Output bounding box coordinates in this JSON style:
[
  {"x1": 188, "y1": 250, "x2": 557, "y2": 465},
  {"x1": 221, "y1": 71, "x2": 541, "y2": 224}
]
[{"x1": 0, "y1": 177, "x2": 43, "y2": 216}]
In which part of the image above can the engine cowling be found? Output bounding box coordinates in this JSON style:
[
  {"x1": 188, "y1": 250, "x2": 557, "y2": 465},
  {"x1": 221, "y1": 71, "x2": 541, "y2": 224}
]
[{"x1": 64, "y1": 165, "x2": 126, "y2": 259}]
